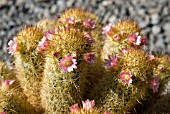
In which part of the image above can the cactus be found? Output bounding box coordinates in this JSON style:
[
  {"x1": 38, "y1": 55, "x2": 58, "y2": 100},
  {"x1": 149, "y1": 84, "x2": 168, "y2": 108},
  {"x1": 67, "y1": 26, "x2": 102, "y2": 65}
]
[
  {"x1": 0, "y1": 62, "x2": 36, "y2": 114},
  {"x1": 69, "y1": 99, "x2": 109, "y2": 114},
  {"x1": 90, "y1": 48, "x2": 161, "y2": 113},
  {"x1": 13, "y1": 26, "x2": 44, "y2": 113},
  {"x1": 101, "y1": 19, "x2": 146, "y2": 59},
  {"x1": 58, "y1": 8, "x2": 105, "y2": 99},
  {"x1": 154, "y1": 55, "x2": 170, "y2": 92},
  {"x1": 40, "y1": 23, "x2": 94, "y2": 113},
  {"x1": 3, "y1": 8, "x2": 170, "y2": 114}
]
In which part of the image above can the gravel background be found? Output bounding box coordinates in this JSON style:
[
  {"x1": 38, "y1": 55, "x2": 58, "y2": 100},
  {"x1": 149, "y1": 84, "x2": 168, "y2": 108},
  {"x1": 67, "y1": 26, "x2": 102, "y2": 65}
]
[{"x1": 0, "y1": 0, "x2": 170, "y2": 113}]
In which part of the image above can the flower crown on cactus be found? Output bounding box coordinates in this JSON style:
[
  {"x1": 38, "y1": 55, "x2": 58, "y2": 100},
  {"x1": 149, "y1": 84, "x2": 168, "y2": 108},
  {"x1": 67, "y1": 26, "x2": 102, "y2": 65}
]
[{"x1": 0, "y1": 8, "x2": 169, "y2": 114}]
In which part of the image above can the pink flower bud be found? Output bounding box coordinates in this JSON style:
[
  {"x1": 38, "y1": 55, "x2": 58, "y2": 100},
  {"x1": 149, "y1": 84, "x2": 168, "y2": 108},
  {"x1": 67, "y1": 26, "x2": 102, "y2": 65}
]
[
  {"x1": 150, "y1": 77, "x2": 160, "y2": 93},
  {"x1": 104, "y1": 111, "x2": 110, "y2": 114},
  {"x1": 83, "y1": 18, "x2": 95, "y2": 29},
  {"x1": 0, "y1": 111, "x2": 7, "y2": 114},
  {"x1": 66, "y1": 17, "x2": 77, "y2": 25},
  {"x1": 69, "y1": 103, "x2": 79, "y2": 113},
  {"x1": 82, "y1": 99, "x2": 95, "y2": 110},
  {"x1": 1, "y1": 80, "x2": 15, "y2": 91},
  {"x1": 7, "y1": 40, "x2": 18, "y2": 55},
  {"x1": 102, "y1": 24, "x2": 112, "y2": 34}
]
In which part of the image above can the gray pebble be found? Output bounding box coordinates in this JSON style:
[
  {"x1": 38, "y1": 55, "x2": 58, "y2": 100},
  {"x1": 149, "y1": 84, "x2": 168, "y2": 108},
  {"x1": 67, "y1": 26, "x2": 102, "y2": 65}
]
[
  {"x1": 109, "y1": 15, "x2": 117, "y2": 23},
  {"x1": 0, "y1": 39, "x2": 2, "y2": 49},
  {"x1": 155, "y1": 35, "x2": 165, "y2": 49},
  {"x1": 16, "y1": 0, "x2": 25, "y2": 5},
  {"x1": 66, "y1": 0, "x2": 75, "y2": 7},
  {"x1": 101, "y1": 11, "x2": 111, "y2": 24},
  {"x1": 165, "y1": 36, "x2": 170, "y2": 43},
  {"x1": 152, "y1": 25, "x2": 161, "y2": 35},
  {"x1": 163, "y1": 22, "x2": 170, "y2": 32},
  {"x1": 50, "y1": 5, "x2": 57, "y2": 14},
  {"x1": 0, "y1": 0, "x2": 8, "y2": 7},
  {"x1": 140, "y1": 15, "x2": 150, "y2": 27},
  {"x1": 151, "y1": 13, "x2": 160, "y2": 25},
  {"x1": 167, "y1": 44, "x2": 170, "y2": 54}
]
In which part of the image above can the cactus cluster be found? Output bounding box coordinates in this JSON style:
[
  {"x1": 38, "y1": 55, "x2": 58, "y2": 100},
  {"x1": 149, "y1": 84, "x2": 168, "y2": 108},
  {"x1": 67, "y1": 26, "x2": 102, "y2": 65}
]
[{"x1": 0, "y1": 8, "x2": 169, "y2": 114}]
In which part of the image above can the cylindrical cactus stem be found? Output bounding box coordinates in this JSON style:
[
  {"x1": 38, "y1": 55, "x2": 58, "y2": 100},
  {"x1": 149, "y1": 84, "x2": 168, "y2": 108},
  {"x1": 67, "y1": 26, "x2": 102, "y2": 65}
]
[
  {"x1": 58, "y1": 8, "x2": 104, "y2": 99},
  {"x1": 0, "y1": 80, "x2": 37, "y2": 114},
  {"x1": 41, "y1": 54, "x2": 81, "y2": 113},
  {"x1": 119, "y1": 48, "x2": 154, "y2": 81},
  {"x1": 90, "y1": 48, "x2": 156, "y2": 113},
  {"x1": 154, "y1": 55, "x2": 170, "y2": 92},
  {"x1": 12, "y1": 26, "x2": 44, "y2": 113},
  {"x1": 0, "y1": 62, "x2": 37, "y2": 114},
  {"x1": 58, "y1": 8, "x2": 103, "y2": 47},
  {"x1": 40, "y1": 25, "x2": 92, "y2": 113},
  {"x1": 101, "y1": 19, "x2": 146, "y2": 59}
]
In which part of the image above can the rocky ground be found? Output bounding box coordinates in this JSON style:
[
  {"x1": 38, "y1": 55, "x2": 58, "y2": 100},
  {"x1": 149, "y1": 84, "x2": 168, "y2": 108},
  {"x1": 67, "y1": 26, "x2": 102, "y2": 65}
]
[{"x1": 0, "y1": 0, "x2": 170, "y2": 113}]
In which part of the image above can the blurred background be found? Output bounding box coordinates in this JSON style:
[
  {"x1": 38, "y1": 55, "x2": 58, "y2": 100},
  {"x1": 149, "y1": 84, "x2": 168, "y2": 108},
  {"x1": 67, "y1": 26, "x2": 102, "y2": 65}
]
[{"x1": 0, "y1": 0, "x2": 170, "y2": 113}]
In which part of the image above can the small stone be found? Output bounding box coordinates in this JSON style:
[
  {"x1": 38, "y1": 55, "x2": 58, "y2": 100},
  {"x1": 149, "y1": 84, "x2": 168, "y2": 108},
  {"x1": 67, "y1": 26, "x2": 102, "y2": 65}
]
[
  {"x1": 163, "y1": 22, "x2": 170, "y2": 32},
  {"x1": 138, "y1": 8, "x2": 146, "y2": 16},
  {"x1": 101, "y1": 0, "x2": 112, "y2": 6},
  {"x1": 16, "y1": 0, "x2": 25, "y2": 5},
  {"x1": 0, "y1": 0, "x2": 7, "y2": 7},
  {"x1": 167, "y1": 45, "x2": 170, "y2": 54},
  {"x1": 95, "y1": 5, "x2": 106, "y2": 17},
  {"x1": 57, "y1": 0, "x2": 67, "y2": 12},
  {"x1": 0, "y1": 39, "x2": 2, "y2": 49},
  {"x1": 155, "y1": 36, "x2": 165, "y2": 49},
  {"x1": 43, "y1": 9, "x2": 50, "y2": 17},
  {"x1": 109, "y1": 15, "x2": 117, "y2": 23},
  {"x1": 101, "y1": 11, "x2": 111, "y2": 24},
  {"x1": 50, "y1": 5, "x2": 57, "y2": 14},
  {"x1": 140, "y1": 15, "x2": 150, "y2": 27},
  {"x1": 66, "y1": 0, "x2": 75, "y2": 7},
  {"x1": 165, "y1": 36, "x2": 170, "y2": 43},
  {"x1": 152, "y1": 25, "x2": 161, "y2": 35},
  {"x1": 151, "y1": 13, "x2": 160, "y2": 25}
]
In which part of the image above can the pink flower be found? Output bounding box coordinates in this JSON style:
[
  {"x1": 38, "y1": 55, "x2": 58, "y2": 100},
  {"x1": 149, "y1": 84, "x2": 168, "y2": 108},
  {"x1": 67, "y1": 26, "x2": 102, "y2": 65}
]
[
  {"x1": 44, "y1": 28, "x2": 55, "y2": 40},
  {"x1": 112, "y1": 34, "x2": 120, "y2": 40},
  {"x1": 66, "y1": 17, "x2": 77, "y2": 25},
  {"x1": 82, "y1": 99, "x2": 95, "y2": 110},
  {"x1": 134, "y1": 35, "x2": 142, "y2": 46},
  {"x1": 104, "y1": 112, "x2": 110, "y2": 114},
  {"x1": 120, "y1": 72, "x2": 132, "y2": 85},
  {"x1": 140, "y1": 36, "x2": 147, "y2": 45},
  {"x1": 52, "y1": 52, "x2": 60, "y2": 57},
  {"x1": 128, "y1": 32, "x2": 145, "y2": 46},
  {"x1": 102, "y1": 24, "x2": 112, "y2": 34},
  {"x1": 83, "y1": 32, "x2": 94, "y2": 44},
  {"x1": 37, "y1": 29, "x2": 55, "y2": 53},
  {"x1": 149, "y1": 55, "x2": 155, "y2": 61},
  {"x1": 7, "y1": 40, "x2": 18, "y2": 55},
  {"x1": 150, "y1": 77, "x2": 160, "y2": 93},
  {"x1": 104, "y1": 55, "x2": 118, "y2": 68},
  {"x1": 121, "y1": 48, "x2": 129, "y2": 54},
  {"x1": 127, "y1": 32, "x2": 138, "y2": 44},
  {"x1": 0, "y1": 111, "x2": 7, "y2": 114},
  {"x1": 36, "y1": 37, "x2": 49, "y2": 53},
  {"x1": 83, "y1": 18, "x2": 95, "y2": 29},
  {"x1": 83, "y1": 52, "x2": 95, "y2": 63},
  {"x1": 1, "y1": 80, "x2": 15, "y2": 91},
  {"x1": 59, "y1": 55, "x2": 77, "y2": 72},
  {"x1": 69, "y1": 103, "x2": 79, "y2": 113}
]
